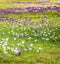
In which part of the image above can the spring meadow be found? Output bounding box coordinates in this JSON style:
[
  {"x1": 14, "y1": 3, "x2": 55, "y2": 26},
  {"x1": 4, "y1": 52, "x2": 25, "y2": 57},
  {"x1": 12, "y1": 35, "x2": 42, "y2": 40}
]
[{"x1": 0, "y1": 0, "x2": 60, "y2": 64}]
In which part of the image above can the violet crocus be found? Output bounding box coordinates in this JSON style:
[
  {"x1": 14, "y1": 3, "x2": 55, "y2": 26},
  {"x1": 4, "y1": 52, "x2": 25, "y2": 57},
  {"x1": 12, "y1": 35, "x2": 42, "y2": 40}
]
[
  {"x1": 40, "y1": 20, "x2": 45, "y2": 25},
  {"x1": 17, "y1": 48, "x2": 21, "y2": 55}
]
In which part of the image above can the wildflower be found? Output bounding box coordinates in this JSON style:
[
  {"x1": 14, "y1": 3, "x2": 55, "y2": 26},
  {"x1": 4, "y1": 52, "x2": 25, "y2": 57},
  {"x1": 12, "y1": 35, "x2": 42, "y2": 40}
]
[
  {"x1": 29, "y1": 44, "x2": 33, "y2": 47},
  {"x1": 36, "y1": 50, "x2": 39, "y2": 53},
  {"x1": 11, "y1": 47, "x2": 14, "y2": 52},
  {"x1": 14, "y1": 48, "x2": 21, "y2": 55},
  {"x1": 24, "y1": 48, "x2": 27, "y2": 51},
  {"x1": 44, "y1": 32, "x2": 46, "y2": 34},
  {"x1": 28, "y1": 48, "x2": 32, "y2": 51},
  {"x1": 5, "y1": 38, "x2": 9, "y2": 41},
  {"x1": 50, "y1": 30, "x2": 52, "y2": 32},
  {"x1": 14, "y1": 38, "x2": 17, "y2": 40},
  {"x1": 17, "y1": 48, "x2": 21, "y2": 55},
  {"x1": 46, "y1": 38, "x2": 49, "y2": 41},
  {"x1": 21, "y1": 41, "x2": 25, "y2": 45},
  {"x1": 38, "y1": 48, "x2": 42, "y2": 50},
  {"x1": 45, "y1": 34, "x2": 48, "y2": 36},
  {"x1": 28, "y1": 37, "x2": 32, "y2": 40},
  {"x1": 4, "y1": 51, "x2": 8, "y2": 54},
  {"x1": 48, "y1": 33, "x2": 50, "y2": 35},
  {"x1": 39, "y1": 24, "x2": 42, "y2": 26},
  {"x1": 12, "y1": 32, "x2": 15, "y2": 35},
  {"x1": 17, "y1": 43, "x2": 21, "y2": 46},
  {"x1": 36, "y1": 34, "x2": 40, "y2": 36},
  {"x1": 18, "y1": 34, "x2": 24, "y2": 37},
  {"x1": 55, "y1": 27, "x2": 58, "y2": 29},
  {"x1": 7, "y1": 46, "x2": 11, "y2": 50}
]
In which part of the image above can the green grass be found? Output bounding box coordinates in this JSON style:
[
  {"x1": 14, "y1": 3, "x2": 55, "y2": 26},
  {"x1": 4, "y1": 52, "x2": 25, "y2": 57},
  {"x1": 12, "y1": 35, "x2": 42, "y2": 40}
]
[
  {"x1": 7, "y1": 12, "x2": 60, "y2": 22},
  {"x1": 0, "y1": 0, "x2": 36, "y2": 2},
  {"x1": 0, "y1": 1, "x2": 60, "y2": 63},
  {"x1": 0, "y1": 15, "x2": 60, "y2": 64}
]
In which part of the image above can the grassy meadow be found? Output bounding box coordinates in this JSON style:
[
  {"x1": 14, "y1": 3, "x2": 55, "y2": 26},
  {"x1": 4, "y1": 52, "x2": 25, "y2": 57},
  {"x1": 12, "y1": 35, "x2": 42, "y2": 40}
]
[{"x1": 0, "y1": 0, "x2": 60, "y2": 64}]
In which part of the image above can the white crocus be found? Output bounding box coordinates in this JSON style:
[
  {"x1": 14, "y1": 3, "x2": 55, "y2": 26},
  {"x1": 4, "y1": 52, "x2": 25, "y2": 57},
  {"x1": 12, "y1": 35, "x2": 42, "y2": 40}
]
[
  {"x1": 6, "y1": 38, "x2": 9, "y2": 41},
  {"x1": 28, "y1": 48, "x2": 32, "y2": 51},
  {"x1": 14, "y1": 38, "x2": 17, "y2": 40},
  {"x1": 29, "y1": 44, "x2": 33, "y2": 47},
  {"x1": 21, "y1": 41, "x2": 25, "y2": 45},
  {"x1": 24, "y1": 48, "x2": 27, "y2": 51},
  {"x1": 28, "y1": 37, "x2": 31, "y2": 40},
  {"x1": 46, "y1": 38, "x2": 49, "y2": 41},
  {"x1": 39, "y1": 48, "x2": 42, "y2": 50}
]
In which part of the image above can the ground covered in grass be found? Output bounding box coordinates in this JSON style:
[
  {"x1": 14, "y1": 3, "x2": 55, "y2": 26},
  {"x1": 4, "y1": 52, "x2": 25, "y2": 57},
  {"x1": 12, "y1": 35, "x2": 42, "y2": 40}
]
[
  {"x1": 0, "y1": 15, "x2": 60, "y2": 64},
  {"x1": 0, "y1": 1, "x2": 60, "y2": 64}
]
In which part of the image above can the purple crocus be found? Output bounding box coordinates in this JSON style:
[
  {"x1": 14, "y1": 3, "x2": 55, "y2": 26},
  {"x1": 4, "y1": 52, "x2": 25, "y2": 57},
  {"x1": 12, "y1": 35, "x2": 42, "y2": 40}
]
[{"x1": 17, "y1": 48, "x2": 21, "y2": 55}]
